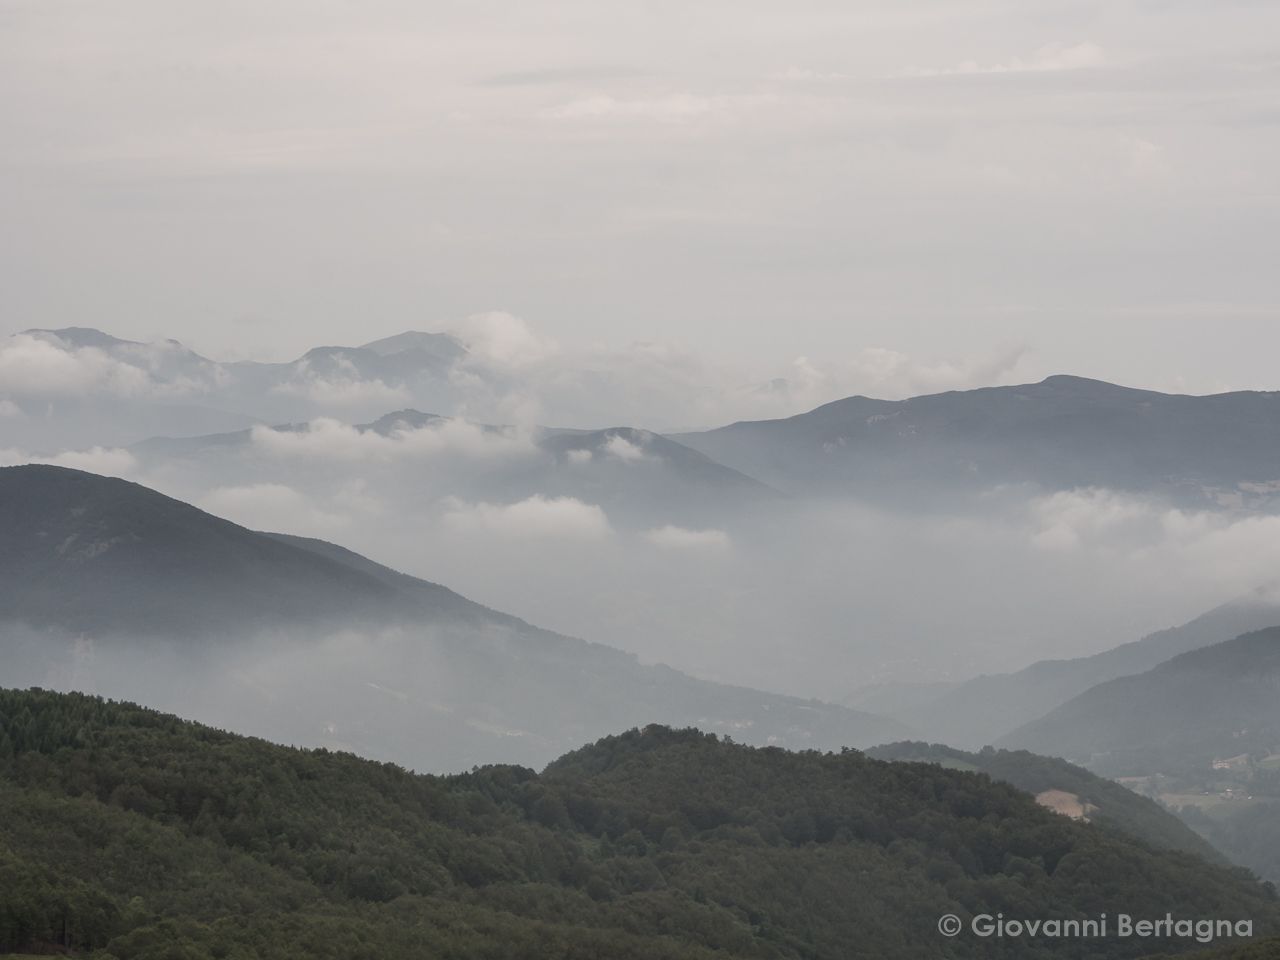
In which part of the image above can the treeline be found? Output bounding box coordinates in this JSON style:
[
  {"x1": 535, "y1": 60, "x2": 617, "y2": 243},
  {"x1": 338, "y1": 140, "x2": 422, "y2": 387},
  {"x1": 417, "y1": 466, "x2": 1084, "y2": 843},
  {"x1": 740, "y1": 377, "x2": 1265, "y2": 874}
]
[
  {"x1": 866, "y1": 741, "x2": 1225, "y2": 862},
  {"x1": 0, "y1": 688, "x2": 1277, "y2": 959}
]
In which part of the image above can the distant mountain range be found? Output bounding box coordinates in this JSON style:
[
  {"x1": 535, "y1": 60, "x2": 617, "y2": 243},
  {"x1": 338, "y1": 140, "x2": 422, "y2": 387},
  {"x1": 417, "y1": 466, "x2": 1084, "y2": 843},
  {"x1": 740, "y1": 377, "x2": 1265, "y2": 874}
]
[
  {"x1": 0, "y1": 465, "x2": 904, "y2": 770},
  {"x1": 992, "y1": 626, "x2": 1280, "y2": 885},
  {"x1": 852, "y1": 587, "x2": 1280, "y2": 748},
  {"x1": 131, "y1": 417, "x2": 777, "y2": 527},
  {"x1": 677, "y1": 374, "x2": 1280, "y2": 508},
  {"x1": 9, "y1": 327, "x2": 1280, "y2": 513},
  {"x1": 1001, "y1": 627, "x2": 1280, "y2": 771},
  {"x1": 1, "y1": 326, "x2": 473, "y2": 448}
]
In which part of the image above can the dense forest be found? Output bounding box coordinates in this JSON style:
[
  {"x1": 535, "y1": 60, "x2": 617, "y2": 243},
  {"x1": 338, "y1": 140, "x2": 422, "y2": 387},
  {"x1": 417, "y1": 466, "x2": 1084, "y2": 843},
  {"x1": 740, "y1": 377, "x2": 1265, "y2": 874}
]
[
  {"x1": 867, "y1": 742, "x2": 1225, "y2": 862},
  {"x1": 1, "y1": 688, "x2": 1277, "y2": 959}
]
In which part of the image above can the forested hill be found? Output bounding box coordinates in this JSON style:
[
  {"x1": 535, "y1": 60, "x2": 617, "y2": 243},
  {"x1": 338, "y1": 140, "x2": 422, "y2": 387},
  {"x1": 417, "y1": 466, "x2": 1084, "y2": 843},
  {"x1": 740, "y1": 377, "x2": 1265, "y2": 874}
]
[
  {"x1": 866, "y1": 742, "x2": 1223, "y2": 862},
  {"x1": 1, "y1": 689, "x2": 1277, "y2": 960}
]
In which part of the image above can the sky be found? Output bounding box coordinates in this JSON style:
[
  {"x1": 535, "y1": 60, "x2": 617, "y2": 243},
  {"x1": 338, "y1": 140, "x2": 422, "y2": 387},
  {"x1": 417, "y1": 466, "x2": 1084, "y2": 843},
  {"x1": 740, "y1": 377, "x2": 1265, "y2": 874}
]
[{"x1": 3, "y1": 0, "x2": 1279, "y2": 398}]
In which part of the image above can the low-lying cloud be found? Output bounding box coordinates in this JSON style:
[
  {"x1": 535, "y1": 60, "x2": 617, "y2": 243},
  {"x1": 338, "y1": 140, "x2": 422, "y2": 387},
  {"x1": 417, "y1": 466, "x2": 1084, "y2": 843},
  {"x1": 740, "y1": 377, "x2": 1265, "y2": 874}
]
[
  {"x1": 442, "y1": 494, "x2": 613, "y2": 541},
  {"x1": 643, "y1": 525, "x2": 731, "y2": 551},
  {"x1": 250, "y1": 417, "x2": 536, "y2": 463},
  {"x1": 0, "y1": 445, "x2": 138, "y2": 478}
]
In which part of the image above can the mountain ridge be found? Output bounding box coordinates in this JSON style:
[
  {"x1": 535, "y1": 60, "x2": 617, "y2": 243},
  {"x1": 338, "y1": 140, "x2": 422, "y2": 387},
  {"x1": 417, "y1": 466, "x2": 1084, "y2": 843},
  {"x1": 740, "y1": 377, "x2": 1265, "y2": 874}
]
[{"x1": 0, "y1": 464, "x2": 905, "y2": 770}]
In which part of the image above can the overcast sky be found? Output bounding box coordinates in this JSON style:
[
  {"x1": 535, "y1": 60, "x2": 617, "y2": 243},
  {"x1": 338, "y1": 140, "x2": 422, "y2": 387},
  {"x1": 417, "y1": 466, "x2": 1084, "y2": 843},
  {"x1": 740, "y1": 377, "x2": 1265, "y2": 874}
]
[{"x1": 3, "y1": 0, "x2": 1278, "y2": 396}]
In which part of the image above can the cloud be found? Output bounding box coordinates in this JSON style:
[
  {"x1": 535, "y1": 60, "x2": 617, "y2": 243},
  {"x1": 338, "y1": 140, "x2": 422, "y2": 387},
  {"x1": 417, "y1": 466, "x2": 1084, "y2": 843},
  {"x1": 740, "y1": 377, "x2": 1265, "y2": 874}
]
[
  {"x1": 0, "y1": 445, "x2": 137, "y2": 478},
  {"x1": 250, "y1": 417, "x2": 535, "y2": 462},
  {"x1": 199, "y1": 483, "x2": 349, "y2": 535},
  {"x1": 452, "y1": 312, "x2": 559, "y2": 368},
  {"x1": 0, "y1": 400, "x2": 22, "y2": 418},
  {"x1": 738, "y1": 345, "x2": 1031, "y2": 422},
  {"x1": 1026, "y1": 487, "x2": 1280, "y2": 590},
  {"x1": 270, "y1": 366, "x2": 411, "y2": 409},
  {"x1": 1029, "y1": 488, "x2": 1154, "y2": 551},
  {"x1": 566, "y1": 449, "x2": 594, "y2": 465},
  {"x1": 0, "y1": 334, "x2": 150, "y2": 398},
  {"x1": 604, "y1": 433, "x2": 649, "y2": 461},
  {"x1": 436, "y1": 314, "x2": 1034, "y2": 431},
  {"x1": 902, "y1": 42, "x2": 1105, "y2": 78},
  {"x1": 442, "y1": 495, "x2": 612, "y2": 541},
  {"x1": 0, "y1": 332, "x2": 227, "y2": 402},
  {"x1": 643, "y1": 525, "x2": 731, "y2": 551},
  {"x1": 541, "y1": 94, "x2": 731, "y2": 123}
]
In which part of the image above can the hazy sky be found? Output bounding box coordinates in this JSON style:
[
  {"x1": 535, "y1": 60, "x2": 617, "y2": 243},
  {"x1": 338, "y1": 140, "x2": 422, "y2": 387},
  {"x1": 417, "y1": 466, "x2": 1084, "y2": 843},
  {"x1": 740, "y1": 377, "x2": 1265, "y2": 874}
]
[{"x1": 3, "y1": 0, "x2": 1278, "y2": 395}]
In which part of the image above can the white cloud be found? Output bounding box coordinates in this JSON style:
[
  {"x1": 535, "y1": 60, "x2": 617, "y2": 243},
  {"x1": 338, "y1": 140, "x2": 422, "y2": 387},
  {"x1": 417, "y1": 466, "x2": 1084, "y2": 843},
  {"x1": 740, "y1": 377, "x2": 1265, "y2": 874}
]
[
  {"x1": 1029, "y1": 488, "x2": 1156, "y2": 551},
  {"x1": 452, "y1": 312, "x2": 559, "y2": 368},
  {"x1": 250, "y1": 417, "x2": 535, "y2": 462},
  {"x1": 1027, "y1": 487, "x2": 1280, "y2": 591},
  {"x1": 0, "y1": 334, "x2": 149, "y2": 398},
  {"x1": 604, "y1": 433, "x2": 649, "y2": 461},
  {"x1": 0, "y1": 445, "x2": 137, "y2": 478},
  {"x1": 566, "y1": 448, "x2": 594, "y2": 465},
  {"x1": 442, "y1": 495, "x2": 612, "y2": 541},
  {"x1": 0, "y1": 400, "x2": 22, "y2": 418},
  {"x1": 643, "y1": 525, "x2": 731, "y2": 551},
  {"x1": 199, "y1": 483, "x2": 349, "y2": 535},
  {"x1": 0, "y1": 332, "x2": 226, "y2": 402},
  {"x1": 270, "y1": 369, "x2": 411, "y2": 409}
]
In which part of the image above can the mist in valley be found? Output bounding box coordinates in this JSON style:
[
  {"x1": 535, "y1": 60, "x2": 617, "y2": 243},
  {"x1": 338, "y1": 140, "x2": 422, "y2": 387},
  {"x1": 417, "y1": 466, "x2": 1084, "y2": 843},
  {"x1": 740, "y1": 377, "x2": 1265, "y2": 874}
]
[{"x1": 7, "y1": 400, "x2": 1280, "y2": 733}]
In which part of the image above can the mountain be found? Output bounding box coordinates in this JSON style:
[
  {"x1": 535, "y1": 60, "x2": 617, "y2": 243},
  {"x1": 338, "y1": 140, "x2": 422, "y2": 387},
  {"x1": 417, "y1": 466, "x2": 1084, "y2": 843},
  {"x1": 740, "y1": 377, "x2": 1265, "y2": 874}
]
[
  {"x1": 0, "y1": 465, "x2": 902, "y2": 771},
  {"x1": 676, "y1": 375, "x2": 1280, "y2": 508},
  {"x1": 358, "y1": 329, "x2": 470, "y2": 360},
  {"x1": 1, "y1": 327, "x2": 475, "y2": 448},
  {"x1": 131, "y1": 416, "x2": 777, "y2": 527},
  {"x1": 1000, "y1": 628, "x2": 1280, "y2": 771},
  {"x1": 0, "y1": 691, "x2": 1275, "y2": 959},
  {"x1": 997, "y1": 628, "x2": 1280, "y2": 884},
  {"x1": 853, "y1": 589, "x2": 1280, "y2": 748},
  {"x1": 866, "y1": 742, "x2": 1224, "y2": 862},
  {"x1": 0, "y1": 463, "x2": 474, "y2": 636}
]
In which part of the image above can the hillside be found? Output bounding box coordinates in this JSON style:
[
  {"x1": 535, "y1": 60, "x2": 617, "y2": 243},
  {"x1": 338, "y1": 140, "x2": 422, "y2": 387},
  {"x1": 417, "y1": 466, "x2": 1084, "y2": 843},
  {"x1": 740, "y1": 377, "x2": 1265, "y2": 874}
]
[
  {"x1": 1001, "y1": 628, "x2": 1280, "y2": 770},
  {"x1": 866, "y1": 742, "x2": 1223, "y2": 862},
  {"x1": 998, "y1": 629, "x2": 1280, "y2": 884},
  {"x1": 0, "y1": 464, "x2": 476, "y2": 636},
  {"x1": 856, "y1": 589, "x2": 1280, "y2": 747},
  {"x1": 132, "y1": 415, "x2": 777, "y2": 527},
  {"x1": 0, "y1": 689, "x2": 1276, "y2": 959},
  {"x1": 677, "y1": 376, "x2": 1280, "y2": 507},
  {"x1": 0, "y1": 465, "x2": 904, "y2": 771}
]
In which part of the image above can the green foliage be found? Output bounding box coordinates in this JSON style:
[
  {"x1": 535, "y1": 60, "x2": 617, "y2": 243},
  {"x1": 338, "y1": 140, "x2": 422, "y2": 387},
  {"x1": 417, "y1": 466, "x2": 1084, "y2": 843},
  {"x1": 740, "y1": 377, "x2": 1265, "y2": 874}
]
[
  {"x1": 868, "y1": 741, "x2": 1225, "y2": 861},
  {"x1": 1, "y1": 689, "x2": 1277, "y2": 959}
]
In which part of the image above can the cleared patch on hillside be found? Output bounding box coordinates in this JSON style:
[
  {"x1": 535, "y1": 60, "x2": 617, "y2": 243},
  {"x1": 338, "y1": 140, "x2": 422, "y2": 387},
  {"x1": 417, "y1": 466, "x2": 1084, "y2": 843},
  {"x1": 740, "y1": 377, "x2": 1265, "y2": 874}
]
[{"x1": 1036, "y1": 789, "x2": 1096, "y2": 821}]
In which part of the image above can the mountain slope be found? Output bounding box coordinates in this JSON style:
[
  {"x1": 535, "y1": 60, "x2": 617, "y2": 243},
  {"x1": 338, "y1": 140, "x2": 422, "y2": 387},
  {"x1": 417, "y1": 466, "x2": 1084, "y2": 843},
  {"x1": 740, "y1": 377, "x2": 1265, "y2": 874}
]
[
  {"x1": 0, "y1": 690, "x2": 1275, "y2": 959},
  {"x1": 0, "y1": 465, "x2": 903, "y2": 771},
  {"x1": 866, "y1": 742, "x2": 1224, "y2": 862},
  {"x1": 0, "y1": 464, "x2": 468, "y2": 636},
  {"x1": 676, "y1": 376, "x2": 1280, "y2": 506},
  {"x1": 859, "y1": 589, "x2": 1280, "y2": 747},
  {"x1": 1000, "y1": 628, "x2": 1280, "y2": 768},
  {"x1": 131, "y1": 415, "x2": 777, "y2": 526},
  {"x1": 2, "y1": 327, "x2": 473, "y2": 447},
  {"x1": 997, "y1": 628, "x2": 1280, "y2": 885}
]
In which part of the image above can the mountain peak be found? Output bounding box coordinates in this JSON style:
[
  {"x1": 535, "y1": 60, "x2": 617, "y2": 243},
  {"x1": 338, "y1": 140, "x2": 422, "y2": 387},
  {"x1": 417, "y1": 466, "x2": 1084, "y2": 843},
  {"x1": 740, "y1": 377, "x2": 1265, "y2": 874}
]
[
  {"x1": 21, "y1": 327, "x2": 140, "y2": 350},
  {"x1": 359, "y1": 330, "x2": 468, "y2": 359}
]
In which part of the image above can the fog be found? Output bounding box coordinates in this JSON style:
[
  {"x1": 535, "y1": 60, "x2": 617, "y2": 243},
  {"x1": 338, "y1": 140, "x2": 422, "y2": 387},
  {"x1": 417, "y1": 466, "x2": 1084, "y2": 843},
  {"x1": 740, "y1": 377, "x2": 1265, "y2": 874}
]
[
  {"x1": 5, "y1": 326, "x2": 1280, "y2": 772},
  {"x1": 9, "y1": 409, "x2": 1280, "y2": 706}
]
